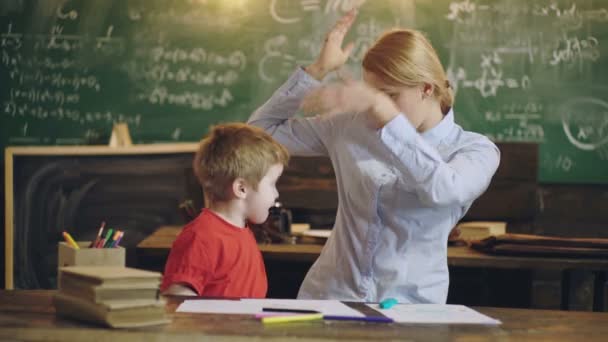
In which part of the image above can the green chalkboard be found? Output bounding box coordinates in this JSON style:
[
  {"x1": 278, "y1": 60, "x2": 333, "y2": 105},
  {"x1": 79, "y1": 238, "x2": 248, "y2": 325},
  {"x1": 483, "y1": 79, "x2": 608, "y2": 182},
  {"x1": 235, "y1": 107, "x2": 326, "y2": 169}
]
[
  {"x1": 416, "y1": 0, "x2": 608, "y2": 184},
  {"x1": 1, "y1": 0, "x2": 607, "y2": 183}
]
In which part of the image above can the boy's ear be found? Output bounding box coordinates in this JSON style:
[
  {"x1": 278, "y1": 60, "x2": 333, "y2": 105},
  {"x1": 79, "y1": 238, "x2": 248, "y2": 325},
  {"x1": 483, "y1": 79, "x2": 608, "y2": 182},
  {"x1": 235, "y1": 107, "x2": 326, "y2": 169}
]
[{"x1": 232, "y1": 178, "x2": 248, "y2": 199}]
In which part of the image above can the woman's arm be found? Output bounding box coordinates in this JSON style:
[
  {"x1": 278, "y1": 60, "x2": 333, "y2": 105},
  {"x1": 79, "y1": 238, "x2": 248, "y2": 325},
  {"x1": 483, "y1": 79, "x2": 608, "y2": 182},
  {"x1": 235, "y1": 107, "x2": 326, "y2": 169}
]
[
  {"x1": 248, "y1": 69, "x2": 332, "y2": 156},
  {"x1": 248, "y1": 9, "x2": 359, "y2": 156},
  {"x1": 380, "y1": 114, "x2": 500, "y2": 207},
  {"x1": 299, "y1": 81, "x2": 499, "y2": 207}
]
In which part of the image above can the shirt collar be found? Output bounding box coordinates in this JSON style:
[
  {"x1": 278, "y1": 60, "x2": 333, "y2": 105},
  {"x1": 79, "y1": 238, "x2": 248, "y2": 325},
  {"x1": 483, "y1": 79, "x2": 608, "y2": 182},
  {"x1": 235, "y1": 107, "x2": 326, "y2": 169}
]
[{"x1": 420, "y1": 108, "x2": 455, "y2": 146}]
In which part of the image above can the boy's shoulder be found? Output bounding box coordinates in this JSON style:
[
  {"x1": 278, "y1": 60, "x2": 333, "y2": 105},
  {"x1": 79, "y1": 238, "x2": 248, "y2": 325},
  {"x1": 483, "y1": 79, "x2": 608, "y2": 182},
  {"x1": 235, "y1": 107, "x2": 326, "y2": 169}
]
[{"x1": 174, "y1": 209, "x2": 233, "y2": 244}]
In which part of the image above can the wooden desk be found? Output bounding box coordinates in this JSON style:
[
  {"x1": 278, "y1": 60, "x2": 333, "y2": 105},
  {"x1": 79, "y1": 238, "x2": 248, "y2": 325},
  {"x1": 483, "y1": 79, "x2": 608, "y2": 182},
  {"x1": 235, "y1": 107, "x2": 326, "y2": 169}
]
[
  {"x1": 139, "y1": 226, "x2": 608, "y2": 270},
  {"x1": 138, "y1": 226, "x2": 324, "y2": 262},
  {"x1": 137, "y1": 226, "x2": 608, "y2": 311},
  {"x1": 2, "y1": 290, "x2": 608, "y2": 341}
]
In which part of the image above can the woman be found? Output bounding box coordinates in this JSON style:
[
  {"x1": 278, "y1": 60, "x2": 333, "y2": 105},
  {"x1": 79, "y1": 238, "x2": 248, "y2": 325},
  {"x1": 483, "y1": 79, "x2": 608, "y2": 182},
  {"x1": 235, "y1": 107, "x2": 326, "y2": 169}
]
[{"x1": 248, "y1": 9, "x2": 500, "y2": 303}]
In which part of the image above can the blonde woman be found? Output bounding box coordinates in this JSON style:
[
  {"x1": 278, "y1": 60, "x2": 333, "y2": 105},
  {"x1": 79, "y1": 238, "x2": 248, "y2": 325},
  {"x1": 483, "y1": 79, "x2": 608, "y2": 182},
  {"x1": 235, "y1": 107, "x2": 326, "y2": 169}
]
[{"x1": 248, "y1": 9, "x2": 500, "y2": 303}]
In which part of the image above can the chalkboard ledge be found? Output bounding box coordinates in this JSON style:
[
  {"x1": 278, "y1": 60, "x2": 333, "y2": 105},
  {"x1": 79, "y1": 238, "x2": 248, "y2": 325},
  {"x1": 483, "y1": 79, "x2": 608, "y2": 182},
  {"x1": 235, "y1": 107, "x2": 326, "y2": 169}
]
[{"x1": 4, "y1": 143, "x2": 199, "y2": 157}]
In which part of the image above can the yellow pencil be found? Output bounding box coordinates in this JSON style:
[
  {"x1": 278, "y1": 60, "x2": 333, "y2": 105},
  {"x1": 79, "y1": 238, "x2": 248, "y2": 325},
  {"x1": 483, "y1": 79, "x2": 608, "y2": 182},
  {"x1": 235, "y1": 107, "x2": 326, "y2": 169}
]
[
  {"x1": 62, "y1": 231, "x2": 80, "y2": 249},
  {"x1": 261, "y1": 313, "x2": 323, "y2": 324}
]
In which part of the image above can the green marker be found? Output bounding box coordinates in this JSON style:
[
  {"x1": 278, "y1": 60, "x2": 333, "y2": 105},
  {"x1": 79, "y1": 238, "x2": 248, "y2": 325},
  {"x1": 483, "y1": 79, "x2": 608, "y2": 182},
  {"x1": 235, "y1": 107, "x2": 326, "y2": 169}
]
[{"x1": 102, "y1": 228, "x2": 114, "y2": 248}]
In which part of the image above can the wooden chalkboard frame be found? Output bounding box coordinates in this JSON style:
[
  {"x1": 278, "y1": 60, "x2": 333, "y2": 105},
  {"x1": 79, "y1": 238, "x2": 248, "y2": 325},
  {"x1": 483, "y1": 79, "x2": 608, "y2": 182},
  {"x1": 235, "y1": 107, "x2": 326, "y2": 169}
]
[{"x1": 3, "y1": 143, "x2": 198, "y2": 289}]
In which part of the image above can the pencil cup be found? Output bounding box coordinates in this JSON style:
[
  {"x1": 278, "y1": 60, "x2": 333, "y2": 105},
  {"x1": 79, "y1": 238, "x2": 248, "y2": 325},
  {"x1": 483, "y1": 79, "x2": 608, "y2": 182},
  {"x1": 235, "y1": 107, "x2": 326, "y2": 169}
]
[{"x1": 57, "y1": 241, "x2": 125, "y2": 286}]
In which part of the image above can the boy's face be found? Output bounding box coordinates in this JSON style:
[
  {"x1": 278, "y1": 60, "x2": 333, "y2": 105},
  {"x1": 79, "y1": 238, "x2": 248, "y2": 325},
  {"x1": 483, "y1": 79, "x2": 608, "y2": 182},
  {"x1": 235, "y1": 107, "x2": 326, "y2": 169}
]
[{"x1": 245, "y1": 163, "x2": 283, "y2": 224}]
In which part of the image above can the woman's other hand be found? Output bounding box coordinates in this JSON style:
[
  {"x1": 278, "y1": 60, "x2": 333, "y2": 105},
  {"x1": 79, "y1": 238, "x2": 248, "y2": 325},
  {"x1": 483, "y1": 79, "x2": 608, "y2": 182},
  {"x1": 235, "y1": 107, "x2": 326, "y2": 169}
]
[
  {"x1": 300, "y1": 81, "x2": 400, "y2": 128},
  {"x1": 304, "y1": 8, "x2": 358, "y2": 81}
]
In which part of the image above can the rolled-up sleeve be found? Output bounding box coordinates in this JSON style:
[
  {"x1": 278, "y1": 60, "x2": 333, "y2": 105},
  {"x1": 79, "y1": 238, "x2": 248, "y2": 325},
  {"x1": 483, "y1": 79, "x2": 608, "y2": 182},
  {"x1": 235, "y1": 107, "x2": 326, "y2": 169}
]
[{"x1": 380, "y1": 115, "x2": 500, "y2": 207}]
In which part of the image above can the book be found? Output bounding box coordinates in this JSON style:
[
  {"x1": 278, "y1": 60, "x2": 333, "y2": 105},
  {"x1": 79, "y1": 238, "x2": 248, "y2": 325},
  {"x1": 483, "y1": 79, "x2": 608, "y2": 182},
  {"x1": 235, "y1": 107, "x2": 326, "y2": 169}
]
[
  {"x1": 455, "y1": 221, "x2": 507, "y2": 241},
  {"x1": 59, "y1": 276, "x2": 160, "y2": 303},
  {"x1": 60, "y1": 266, "x2": 162, "y2": 287},
  {"x1": 55, "y1": 266, "x2": 169, "y2": 328},
  {"x1": 54, "y1": 293, "x2": 169, "y2": 328},
  {"x1": 471, "y1": 233, "x2": 608, "y2": 258},
  {"x1": 300, "y1": 229, "x2": 332, "y2": 239},
  {"x1": 295, "y1": 229, "x2": 332, "y2": 244}
]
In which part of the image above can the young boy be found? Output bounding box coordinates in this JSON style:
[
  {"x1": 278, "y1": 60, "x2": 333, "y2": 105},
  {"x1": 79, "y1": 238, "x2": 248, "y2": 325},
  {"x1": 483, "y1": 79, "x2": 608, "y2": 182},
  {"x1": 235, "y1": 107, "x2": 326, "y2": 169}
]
[{"x1": 160, "y1": 123, "x2": 289, "y2": 298}]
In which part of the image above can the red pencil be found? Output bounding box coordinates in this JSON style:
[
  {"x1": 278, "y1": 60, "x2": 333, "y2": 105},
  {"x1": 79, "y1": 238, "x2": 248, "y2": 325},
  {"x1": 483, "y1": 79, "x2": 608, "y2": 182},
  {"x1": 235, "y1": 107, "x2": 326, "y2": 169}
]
[{"x1": 89, "y1": 221, "x2": 105, "y2": 248}]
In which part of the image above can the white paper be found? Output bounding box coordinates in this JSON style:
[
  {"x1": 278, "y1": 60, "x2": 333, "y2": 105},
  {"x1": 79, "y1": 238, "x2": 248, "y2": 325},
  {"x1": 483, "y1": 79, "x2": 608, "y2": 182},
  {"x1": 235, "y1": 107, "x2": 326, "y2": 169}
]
[
  {"x1": 176, "y1": 300, "x2": 262, "y2": 314},
  {"x1": 176, "y1": 298, "x2": 364, "y2": 317},
  {"x1": 366, "y1": 304, "x2": 501, "y2": 325}
]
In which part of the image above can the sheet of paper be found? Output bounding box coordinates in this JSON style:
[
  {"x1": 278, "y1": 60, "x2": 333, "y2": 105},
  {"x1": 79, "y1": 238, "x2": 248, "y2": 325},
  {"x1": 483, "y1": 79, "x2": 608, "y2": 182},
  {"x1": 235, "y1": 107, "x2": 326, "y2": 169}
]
[
  {"x1": 176, "y1": 298, "x2": 364, "y2": 317},
  {"x1": 176, "y1": 300, "x2": 262, "y2": 314},
  {"x1": 366, "y1": 304, "x2": 501, "y2": 325}
]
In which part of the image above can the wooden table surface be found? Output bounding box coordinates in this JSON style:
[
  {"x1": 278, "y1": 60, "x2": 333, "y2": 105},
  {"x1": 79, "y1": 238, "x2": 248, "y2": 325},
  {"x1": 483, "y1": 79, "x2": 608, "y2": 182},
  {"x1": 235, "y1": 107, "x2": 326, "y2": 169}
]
[
  {"x1": 1, "y1": 290, "x2": 608, "y2": 341},
  {"x1": 138, "y1": 226, "x2": 608, "y2": 270}
]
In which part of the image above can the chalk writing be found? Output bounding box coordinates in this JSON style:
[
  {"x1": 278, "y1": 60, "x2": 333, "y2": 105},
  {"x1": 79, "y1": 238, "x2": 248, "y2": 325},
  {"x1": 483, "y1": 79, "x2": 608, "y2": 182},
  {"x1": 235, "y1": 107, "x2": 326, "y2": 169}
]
[
  {"x1": 555, "y1": 155, "x2": 574, "y2": 172},
  {"x1": 139, "y1": 86, "x2": 234, "y2": 110},
  {"x1": 3, "y1": 101, "x2": 141, "y2": 126},
  {"x1": 448, "y1": 64, "x2": 531, "y2": 98},
  {"x1": 270, "y1": 0, "x2": 366, "y2": 24},
  {"x1": 56, "y1": 4, "x2": 79, "y2": 21},
  {"x1": 147, "y1": 46, "x2": 246, "y2": 71},
  {"x1": 550, "y1": 34, "x2": 600, "y2": 66},
  {"x1": 561, "y1": 97, "x2": 608, "y2": 151},
  {"x1": 8, "y1": 72, "x2": 101, "y2": 91},
  {"x1": 259, "y1": 35, "x2": 304, "y2": 82},
  {"x1": 127, "y1": 0, "x2": 246, "y2": 29},
  {"x1": 9, "y1": 88, "x2": 80, "y2": 106},
  {"x1": 143, "y1": 65, "x2": 239, "y2": 86}
]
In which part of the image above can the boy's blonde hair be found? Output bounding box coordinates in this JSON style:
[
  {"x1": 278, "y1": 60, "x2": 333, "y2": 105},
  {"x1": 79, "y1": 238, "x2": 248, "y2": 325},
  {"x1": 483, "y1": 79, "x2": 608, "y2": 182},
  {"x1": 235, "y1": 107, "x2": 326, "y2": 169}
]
[
  {"x1": 362, "y1": 29, "x2": 454, "y2": 115},
  {"x1": 193, "y1": 123, "x2": 289, "y2": 202}
]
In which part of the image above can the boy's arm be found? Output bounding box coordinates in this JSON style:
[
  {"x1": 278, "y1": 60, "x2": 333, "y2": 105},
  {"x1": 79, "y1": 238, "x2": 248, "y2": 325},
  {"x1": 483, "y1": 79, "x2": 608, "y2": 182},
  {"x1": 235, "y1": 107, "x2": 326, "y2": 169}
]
[
  {"x1": 160, "y1": 232, "x2": 212, "y2": 296},
  {"x1": 162, "y1": 283, "x2": 198, "y2": 296}
]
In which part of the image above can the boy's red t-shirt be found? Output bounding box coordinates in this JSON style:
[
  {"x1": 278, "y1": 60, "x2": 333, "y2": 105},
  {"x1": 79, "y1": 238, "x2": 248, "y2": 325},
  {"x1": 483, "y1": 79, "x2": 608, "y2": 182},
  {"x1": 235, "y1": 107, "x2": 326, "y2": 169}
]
[{"x1": 160, "y1": 209, "x2": 267, "y2": 298}]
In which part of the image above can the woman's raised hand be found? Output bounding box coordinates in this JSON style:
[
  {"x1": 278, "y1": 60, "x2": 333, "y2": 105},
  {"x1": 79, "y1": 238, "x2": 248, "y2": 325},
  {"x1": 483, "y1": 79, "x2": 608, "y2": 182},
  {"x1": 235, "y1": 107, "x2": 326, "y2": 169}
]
[
  {"x1": 300, "y1": 81, "x2": 401, "y2": 128},
  {"x1": 305, "y1": 9, "x2": 358, "y2": 81}
]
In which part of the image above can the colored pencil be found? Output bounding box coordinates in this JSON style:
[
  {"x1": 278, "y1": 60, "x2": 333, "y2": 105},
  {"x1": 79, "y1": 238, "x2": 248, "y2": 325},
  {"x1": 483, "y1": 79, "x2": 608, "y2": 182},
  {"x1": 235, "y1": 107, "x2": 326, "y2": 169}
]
[
  {"x1": 62, "y1": 231, "x2": 79, "y2": 249},
  {"x1": 261, "y1": 313, "x2": 323, "y2": 324},
  {"x1": 89, "y1": 221, "x2": 105, "y2": 248}
]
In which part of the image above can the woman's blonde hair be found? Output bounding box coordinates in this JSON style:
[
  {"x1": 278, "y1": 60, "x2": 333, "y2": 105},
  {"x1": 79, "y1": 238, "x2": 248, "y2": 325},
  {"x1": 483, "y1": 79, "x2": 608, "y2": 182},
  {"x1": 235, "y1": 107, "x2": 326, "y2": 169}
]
[
  {"x1": 193, "y1": 123, "x2": 289, "y2": 202},
  {"x1": 362, "y1": 29, "x2": 454, "y2": 114}
]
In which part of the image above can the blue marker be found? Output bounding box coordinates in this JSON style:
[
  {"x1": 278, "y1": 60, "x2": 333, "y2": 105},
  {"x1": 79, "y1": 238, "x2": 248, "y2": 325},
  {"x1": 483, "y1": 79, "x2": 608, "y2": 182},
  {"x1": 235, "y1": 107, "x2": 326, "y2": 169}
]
[{"x1": 379, "y1": 298, "x2": 398, "y2": 309}]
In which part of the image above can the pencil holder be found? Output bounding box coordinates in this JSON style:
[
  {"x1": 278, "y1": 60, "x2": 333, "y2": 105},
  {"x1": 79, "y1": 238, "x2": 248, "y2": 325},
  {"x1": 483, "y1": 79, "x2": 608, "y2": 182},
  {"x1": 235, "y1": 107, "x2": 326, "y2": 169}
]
[{"x1": 57, "y1": 241, "x2": 125, "y2": 286}]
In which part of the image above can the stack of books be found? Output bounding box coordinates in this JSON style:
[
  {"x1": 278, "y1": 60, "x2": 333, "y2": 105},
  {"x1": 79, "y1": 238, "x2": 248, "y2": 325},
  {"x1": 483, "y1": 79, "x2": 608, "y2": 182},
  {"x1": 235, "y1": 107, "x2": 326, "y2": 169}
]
[
  {"x1": 454, "y1": 221, "x2": 507, "y2": 241},
  {"x1": 54, "y1": 266, "x2": 169, "y2": 328}
]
